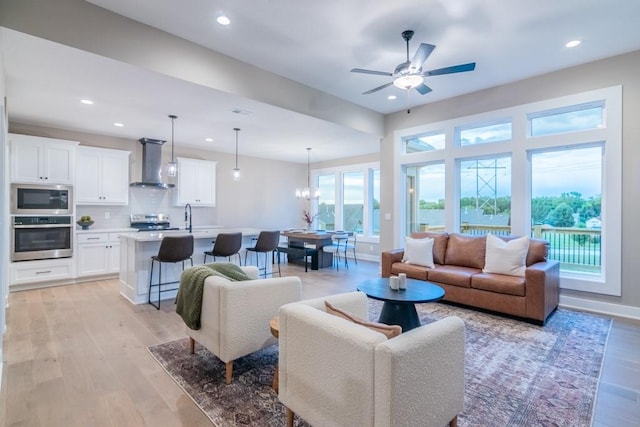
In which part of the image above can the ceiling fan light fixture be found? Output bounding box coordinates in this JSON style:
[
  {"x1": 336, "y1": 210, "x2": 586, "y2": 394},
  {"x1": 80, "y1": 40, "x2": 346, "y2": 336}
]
[{"x1": 393, "y1": 74, "x2": 424, "y2": 90}]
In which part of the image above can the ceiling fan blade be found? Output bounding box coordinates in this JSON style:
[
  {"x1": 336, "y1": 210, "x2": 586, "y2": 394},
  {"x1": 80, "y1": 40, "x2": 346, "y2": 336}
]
[
  {"x1": 423, "y1": 62, "x2": 476, "y2": 76},
  {"x1": 410, "y1": 43, "x2": 435, "y2": 70},
  {"x1": 362, "y1": 82, "x2": 394, "y2": 95},
  {"x1": 351, "y1": 68, "x2": 393, "y2": 77},
  {"x1": 414, "y1": 83, "x2": 432, "y2": 95}
]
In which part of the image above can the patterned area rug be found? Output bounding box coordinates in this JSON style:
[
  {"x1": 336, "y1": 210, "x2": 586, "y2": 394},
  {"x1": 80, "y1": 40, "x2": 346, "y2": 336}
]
[{"x1": 147, "y1": 303, "x2": 611, "y2": 427}]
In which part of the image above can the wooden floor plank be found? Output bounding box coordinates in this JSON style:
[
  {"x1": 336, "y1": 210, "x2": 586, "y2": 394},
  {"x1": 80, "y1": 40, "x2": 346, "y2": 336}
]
[{"x1": 2, "y1": 260, "x2": 639, "y2": 426}]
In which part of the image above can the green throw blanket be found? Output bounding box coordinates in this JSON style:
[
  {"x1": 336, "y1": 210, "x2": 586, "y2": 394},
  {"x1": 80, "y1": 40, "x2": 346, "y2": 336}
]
[{"x1": 175, "y1": 263, "x2": 251, "y2": 330}]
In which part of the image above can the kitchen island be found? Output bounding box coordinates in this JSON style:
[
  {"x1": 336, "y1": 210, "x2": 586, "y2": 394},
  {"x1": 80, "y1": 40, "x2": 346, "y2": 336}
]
[{"x1": 118, "y1": 227, "x2": 261, "y2": 304}]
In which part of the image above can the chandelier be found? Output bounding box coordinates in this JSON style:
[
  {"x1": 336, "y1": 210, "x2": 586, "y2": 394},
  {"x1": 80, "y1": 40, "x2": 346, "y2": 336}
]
[
  {"x1": 232, "y1": 127, "x2": 241, "y2": 181},
  {"x1": 295, "y1": 147, "x2": 319, "y2": 199}
]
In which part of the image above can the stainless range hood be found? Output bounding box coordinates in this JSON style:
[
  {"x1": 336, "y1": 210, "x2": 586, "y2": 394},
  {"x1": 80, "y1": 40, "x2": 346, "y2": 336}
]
[{"x1": 129, "y1": 138, "x2": 174, "y2": 188}]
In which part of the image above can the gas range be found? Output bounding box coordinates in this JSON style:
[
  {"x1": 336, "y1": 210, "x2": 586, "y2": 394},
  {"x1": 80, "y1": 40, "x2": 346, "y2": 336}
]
[{"x1": 130, "y1": 213, "x2": 180, "y2": 232}]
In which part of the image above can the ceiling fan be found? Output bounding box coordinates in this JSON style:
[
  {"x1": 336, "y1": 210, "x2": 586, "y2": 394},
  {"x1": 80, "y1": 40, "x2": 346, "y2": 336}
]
[{"x1": 351, "y1": 30, "x2": 476, "y2": 95}]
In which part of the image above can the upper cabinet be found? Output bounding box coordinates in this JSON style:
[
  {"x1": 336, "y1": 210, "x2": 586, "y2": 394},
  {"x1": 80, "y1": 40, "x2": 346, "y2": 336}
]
[
  {"x1": 174, "y1": 157, "x2": 217, "y2": 206},
  {"x1": 76, "y1": 146, "x2": 131, "y2": 205},
  {"x1": 10, "y1": 134, "x2": 78, "y2": 184}
]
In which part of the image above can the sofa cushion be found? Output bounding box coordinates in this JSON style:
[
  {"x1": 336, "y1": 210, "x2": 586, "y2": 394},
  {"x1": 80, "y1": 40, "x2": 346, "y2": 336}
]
[
  {"x1": 410, "y1": 232, "x2": 449, "y2": 265},
  {"x1": 483, "y1": 234, "x2": 530, "y2": 277},
  {"x1": 390, "y1": 262, "x2": 429, "y2": 280},
  {"x1": 324, "y1": 300, "x2": 402, "y2": 339},
  {"x1": 471, "y1": 272, "x2": 526, "y2": 296},
  {"x1": 444, "y1": 233, "x2": 486, "y2": 269},
  {"x1": 402, "y1": 236, "x2": 435, "y2": 268},
  {"x1": 526, "y1": 238, "x2": 549, "y2": 266},
  {"x1": 427, "y1": 265, "x2": 479, "y2": 288}
]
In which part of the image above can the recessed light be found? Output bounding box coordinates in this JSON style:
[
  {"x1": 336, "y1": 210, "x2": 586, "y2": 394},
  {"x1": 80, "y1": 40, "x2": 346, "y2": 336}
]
[
  {"x1": 113, "y1": 122, "x2": 124, "y2": 127},
  {"x1": 388, "y1": 95, "x2": 397, "y2": 100},
  {"x1": 565, "y1": 40, "x2": 581, "y2": 48},
  {"x1": 80, "y1": 99, "x2": 94, "y2": 105},
  {"x1": 205, "y1": 138, "x2": 213, "y2": 142},
  {"x1": 217, "y1": 15, "x2": 230, "y2": 25}
]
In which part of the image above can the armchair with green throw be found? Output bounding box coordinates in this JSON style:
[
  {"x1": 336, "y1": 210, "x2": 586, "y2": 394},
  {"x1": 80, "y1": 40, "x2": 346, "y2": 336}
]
[{"x1": 182, "y1": 264, "x2": 302, "y2": 384}]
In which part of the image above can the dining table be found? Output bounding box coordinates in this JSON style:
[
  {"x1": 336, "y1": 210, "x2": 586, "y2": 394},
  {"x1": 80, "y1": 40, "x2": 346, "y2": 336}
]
[{"x1": 281, "y1": 230, "x2": 352, "y2": 269}]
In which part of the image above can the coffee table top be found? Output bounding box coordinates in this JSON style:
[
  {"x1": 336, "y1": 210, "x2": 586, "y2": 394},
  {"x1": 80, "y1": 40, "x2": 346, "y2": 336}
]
[{"x1": 357, "y1": 277, "x2": 445, "y2": 304}]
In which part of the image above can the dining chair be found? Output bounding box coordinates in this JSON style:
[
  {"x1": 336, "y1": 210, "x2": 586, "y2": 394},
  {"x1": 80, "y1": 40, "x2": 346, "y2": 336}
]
[{"x1": 322, "y1": 232, "x2": 349, "y2": 270}]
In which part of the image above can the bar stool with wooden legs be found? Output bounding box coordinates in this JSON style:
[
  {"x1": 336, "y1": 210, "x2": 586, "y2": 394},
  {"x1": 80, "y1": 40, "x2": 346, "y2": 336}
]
[{"x1": 148, "y1": 234, "x2": 194, "y2": 309}]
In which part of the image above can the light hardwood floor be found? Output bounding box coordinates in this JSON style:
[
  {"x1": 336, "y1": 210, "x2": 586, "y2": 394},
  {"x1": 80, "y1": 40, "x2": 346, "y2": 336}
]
[{"x1": 1, "y1": 260, "x2": 638, "y2": 426}]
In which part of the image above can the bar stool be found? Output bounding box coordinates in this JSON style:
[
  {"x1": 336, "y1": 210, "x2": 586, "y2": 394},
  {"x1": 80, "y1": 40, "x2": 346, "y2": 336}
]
[
  {"x1": 244, "y1": 230, "x2": 281, "y2": 277},
  {"x1": 203, "y1": 232, "x2": 242, "y2": 265},
  {"x1": 148, "y1": 234, "x2": 194, "y2": 310}
]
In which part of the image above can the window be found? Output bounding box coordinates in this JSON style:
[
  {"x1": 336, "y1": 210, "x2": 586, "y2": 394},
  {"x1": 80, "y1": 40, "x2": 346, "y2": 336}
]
[
  {"x1": 343, "y1": 171, "x2": 364, "y2": 233},
  {"x1": 459, "y1": 157, "x2": 511, "y2": 235},
  {"x1": 317, "y1": 174, "x2": 335, "y2": 230},
  {"x1": 457, "y1": 120, "x2": 512, "y2": 146},
  {"x1": 529, "y1": 102, "x2": 603, "y2": 136},
  {"x1": 395, "y1": 86, "x2": 621, "y2": 296},
  {"x1": 404, "y1": 131, "x2": 445, "y2": 153},
  {"x1": 405, "y1": 163, "x2": 445, "y2": 234},
  {"x1": 312, "y1": 162, "x2": 379, "y2": 241},
  {"x1": 371, "y1": 169, "x2": 381, "y2": 236},
  {"x1": 531, "y1": 146, "x2": 602, "y2": 274}
]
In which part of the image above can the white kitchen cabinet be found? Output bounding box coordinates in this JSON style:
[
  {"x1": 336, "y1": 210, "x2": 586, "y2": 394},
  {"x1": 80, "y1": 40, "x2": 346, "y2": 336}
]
[
  {"x1": 76, "y1": 146, "x2": 130, "y2": 205},
  {"x1": 76, "y1": 232, "x2": 121, "y2": 276},
  {"x1": 9, "y1": 258, "x2": 74, "y2": 287},
  {"x1": 10, "y1": 133, "x2": 77, "y2": 184},
  {"x1": 174, "y1": 157, "x2": 217, "y2": 206}
]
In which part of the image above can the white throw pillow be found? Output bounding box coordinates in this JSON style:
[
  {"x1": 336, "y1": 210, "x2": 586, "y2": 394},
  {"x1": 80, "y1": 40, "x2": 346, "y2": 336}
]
[
  {"x1": 402, "y1": 237, "x2": 435, "y2": 268},
  {"x1": 483, "y1": 234, "x2": 530, "y2": 277}
]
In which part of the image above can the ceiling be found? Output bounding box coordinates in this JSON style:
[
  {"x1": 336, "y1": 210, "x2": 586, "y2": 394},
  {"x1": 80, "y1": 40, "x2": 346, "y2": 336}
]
[{"x1": 3, "y1": 0, "x2": 640, "y2": 163}]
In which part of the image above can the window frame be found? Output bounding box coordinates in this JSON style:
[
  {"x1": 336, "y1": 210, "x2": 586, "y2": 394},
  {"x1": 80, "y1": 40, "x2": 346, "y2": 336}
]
[
  {"x1": 393, "y1": 86, "x2": 622, "y2": 296},
  {"x1": 311, "y1": 161, "x2": 380, "y2": 243}
]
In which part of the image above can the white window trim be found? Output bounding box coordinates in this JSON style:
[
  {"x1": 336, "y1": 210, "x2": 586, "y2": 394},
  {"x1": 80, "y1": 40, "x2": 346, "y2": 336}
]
[
  {"x1": 312, "y1": 161, "x2": 380, "y2": 243},
  {"x1": 393, "y1": 85, "x2": 622, "y2": 296}
]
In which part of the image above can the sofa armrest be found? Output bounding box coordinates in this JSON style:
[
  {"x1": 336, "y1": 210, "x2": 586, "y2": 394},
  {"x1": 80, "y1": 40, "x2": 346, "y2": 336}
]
[
  {"x1": 374, "y1": 316, "x2": 466, "y2": 427},
  {"x1": 381, "y1": 249, "x2": 404, "y2": 277},
  {"x1": 524, "y1": 260, "x2": 560, "y2": 324}
]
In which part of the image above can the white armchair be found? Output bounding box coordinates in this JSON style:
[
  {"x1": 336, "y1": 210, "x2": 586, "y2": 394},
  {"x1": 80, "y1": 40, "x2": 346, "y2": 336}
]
[
  {"x1": 278, "y1": 291, "x2": 465, "y2": 427},
  {"x1": 186, "y1": 266, "x2": 301, "y2": 384}
]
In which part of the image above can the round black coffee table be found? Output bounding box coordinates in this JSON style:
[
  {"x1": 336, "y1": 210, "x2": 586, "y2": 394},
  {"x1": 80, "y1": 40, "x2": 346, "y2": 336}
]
[{"x1": 357, "y1": 278, "x2": 445, "y2": 332}]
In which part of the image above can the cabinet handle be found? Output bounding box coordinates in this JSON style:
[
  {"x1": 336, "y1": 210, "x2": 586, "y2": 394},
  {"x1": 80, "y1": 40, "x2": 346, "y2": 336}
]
[
  {"x1": 36, "y1": 270, "x2": 52, "y2": 274},
  {"x1": 87, "y1": 237, "x2": 100, "y2": 240}
]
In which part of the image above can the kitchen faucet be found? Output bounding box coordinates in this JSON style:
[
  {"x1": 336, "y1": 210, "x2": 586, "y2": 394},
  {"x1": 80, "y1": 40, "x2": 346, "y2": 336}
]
[{"x1": 184, "y1": 203, "x2": 192, "y2": 233}]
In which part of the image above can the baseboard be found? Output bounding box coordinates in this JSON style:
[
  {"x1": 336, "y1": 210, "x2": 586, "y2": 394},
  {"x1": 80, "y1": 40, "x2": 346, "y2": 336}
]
[{"x1": 559, "y1": 295, "x2": 640, "y2": 321}]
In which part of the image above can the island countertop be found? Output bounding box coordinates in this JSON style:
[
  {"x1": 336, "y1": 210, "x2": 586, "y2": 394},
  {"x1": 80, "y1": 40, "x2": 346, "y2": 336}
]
[{"x1": 118, "y1": 227, "x2": 261, "y2": 242}]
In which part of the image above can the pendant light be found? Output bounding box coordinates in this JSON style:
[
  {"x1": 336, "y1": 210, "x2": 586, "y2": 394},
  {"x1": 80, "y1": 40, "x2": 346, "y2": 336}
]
[
  {"x1": 232, "y1": 127, "x2": 241, "y2": 181},
  {"x1": 295, "y1": 147, "x2": 319, "y2": 199},
  {"x1": 167, "y1": 114, "x2": 178, "y2": 177}
]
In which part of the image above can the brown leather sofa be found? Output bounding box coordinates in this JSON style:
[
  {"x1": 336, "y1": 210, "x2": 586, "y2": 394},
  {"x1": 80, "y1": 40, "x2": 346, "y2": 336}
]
[{"x1": 381, "y1": 232, "x2": 560, "y2": 325}]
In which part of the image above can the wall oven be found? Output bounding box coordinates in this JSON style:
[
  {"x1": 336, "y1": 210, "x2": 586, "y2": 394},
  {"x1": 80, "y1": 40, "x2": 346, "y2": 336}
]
[
  {"x1": 11, "y1": 216, "x2": 73, "y2": 261},
  {"x1": 11, "y1": 183, "x2": 73, "y2": 215}
]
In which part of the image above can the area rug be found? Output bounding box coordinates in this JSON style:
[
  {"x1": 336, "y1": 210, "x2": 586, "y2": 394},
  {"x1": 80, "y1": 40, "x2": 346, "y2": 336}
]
[{"x1": 147, "y1": 303, "x2": 611, "y2": 426}]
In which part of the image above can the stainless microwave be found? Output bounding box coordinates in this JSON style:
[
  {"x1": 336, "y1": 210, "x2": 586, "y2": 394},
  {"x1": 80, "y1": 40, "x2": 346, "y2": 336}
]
[{"x1": 10, "y1": 183, "x2": 73, "y2": 215}]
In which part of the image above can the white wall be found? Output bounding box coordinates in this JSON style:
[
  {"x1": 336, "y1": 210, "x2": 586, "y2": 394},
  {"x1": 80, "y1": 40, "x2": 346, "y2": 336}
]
[{"x1": 381, "y1": 50, "x2": 640, "y2": 311}]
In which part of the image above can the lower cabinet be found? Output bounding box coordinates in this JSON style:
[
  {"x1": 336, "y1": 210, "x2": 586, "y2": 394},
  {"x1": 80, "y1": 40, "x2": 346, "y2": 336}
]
[
  {"x1": 76, "y1": 232, "x2": 121, "y2": 277},
  {"x1": 10, "y1": 258, "x2": 74, "y2": 287}
]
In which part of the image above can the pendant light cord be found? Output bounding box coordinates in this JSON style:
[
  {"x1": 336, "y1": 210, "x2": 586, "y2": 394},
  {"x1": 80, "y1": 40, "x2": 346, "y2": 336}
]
[
  {"x1": 169, "y1": 114, "x2": 177, "y2": 162},
  {"x1": 234, "y1": 128, "x2": 240, "y2": 168}
]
